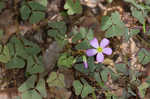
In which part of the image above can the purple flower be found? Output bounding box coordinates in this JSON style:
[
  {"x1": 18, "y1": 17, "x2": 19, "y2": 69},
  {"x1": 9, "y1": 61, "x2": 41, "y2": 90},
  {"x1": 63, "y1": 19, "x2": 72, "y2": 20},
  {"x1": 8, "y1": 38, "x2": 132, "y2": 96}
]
[
  {"x1": 86, "y1": 38, "x2": 112, "y2": 63},
  {"x1": 83, "y1": 61, "x2": 88, "y2": 68},
  {"x1": 83, "y1": 56, "x2": 88, "y2": 68}
]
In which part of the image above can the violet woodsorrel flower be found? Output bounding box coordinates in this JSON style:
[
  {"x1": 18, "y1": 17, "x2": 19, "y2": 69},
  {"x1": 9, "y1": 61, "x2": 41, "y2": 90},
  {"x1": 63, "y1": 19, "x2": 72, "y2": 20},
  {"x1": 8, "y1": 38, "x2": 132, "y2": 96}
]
[
  {"x1": 83, "y1": 56, "x2": 88, "y2": 68},
  {"x1": 86, "y1": 38, "x2": 112, "y2": 63}
]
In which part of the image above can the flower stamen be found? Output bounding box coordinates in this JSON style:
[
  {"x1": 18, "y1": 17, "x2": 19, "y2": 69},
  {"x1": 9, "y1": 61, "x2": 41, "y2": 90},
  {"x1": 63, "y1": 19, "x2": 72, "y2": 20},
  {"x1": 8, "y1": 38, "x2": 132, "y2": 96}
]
[{"x1": 97, "y1": 47, "x2": 103, "y2": 53}]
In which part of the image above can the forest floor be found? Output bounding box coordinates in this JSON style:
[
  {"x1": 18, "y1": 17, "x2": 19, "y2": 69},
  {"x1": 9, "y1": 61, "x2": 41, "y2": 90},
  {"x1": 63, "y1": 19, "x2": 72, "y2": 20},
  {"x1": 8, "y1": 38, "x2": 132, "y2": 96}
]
[{"x1": 0, "y1": 0, "x2": 150, "y2": 99}]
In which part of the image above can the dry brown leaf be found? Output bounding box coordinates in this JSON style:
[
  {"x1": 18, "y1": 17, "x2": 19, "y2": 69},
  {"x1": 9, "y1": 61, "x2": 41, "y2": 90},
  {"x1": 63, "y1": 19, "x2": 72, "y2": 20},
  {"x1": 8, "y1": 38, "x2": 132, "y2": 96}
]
[
  {"x1": 78, "y1": 10, "x2": 105, "y2": 39},
  {"x1": 48, "y1": 87, "x2": 72, "y2": 99},
  {"x1": 103, "y1": 58, "x2": 114, "y2": 66},
  {"x1": 0, "y1": 9, "x2": 18, "y2": 43},
  {"x1": 0, "y1": 88, "x2": 19, "y2": 99},
  {"x1": 59, "y1": 69, "x2": 74, "y2": 88},
  {"x1": 1, "y1": 25, "x2": 18, "y2": 44}
]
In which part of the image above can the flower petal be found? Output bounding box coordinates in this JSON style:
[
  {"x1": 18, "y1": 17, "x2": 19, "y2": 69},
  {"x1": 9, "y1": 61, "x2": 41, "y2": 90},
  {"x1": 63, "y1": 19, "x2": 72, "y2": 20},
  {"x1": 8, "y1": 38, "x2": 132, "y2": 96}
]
[
  {"x1": 103, "y1": 48, "x2": 112, "y2": 55},
  {"x1": 96, "y1": 53, "x2": 104, "y2": 63},
  {"x1": 86, "y1": 49, "x2": 97, "y2": 56},
  {"x1": 90, "y1": 38, "x2": 99, "y2": 48},
  {"x1": 100, "y1": 38, "x2": 110, "y2": 48},
  {"x1": 83, "y1": 61, "x2": 88, "y2": 68}
]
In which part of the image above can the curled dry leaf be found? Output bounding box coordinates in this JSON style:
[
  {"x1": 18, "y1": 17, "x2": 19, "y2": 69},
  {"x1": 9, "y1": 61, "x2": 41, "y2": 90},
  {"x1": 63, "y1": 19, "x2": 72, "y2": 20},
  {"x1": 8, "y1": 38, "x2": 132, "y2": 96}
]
[
  {"x1": 120, "y1": 41, "x2": 129, "y2": 55},
  {"x1": 129, "y1": 38, "x2": 141, "y2": 70}
]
